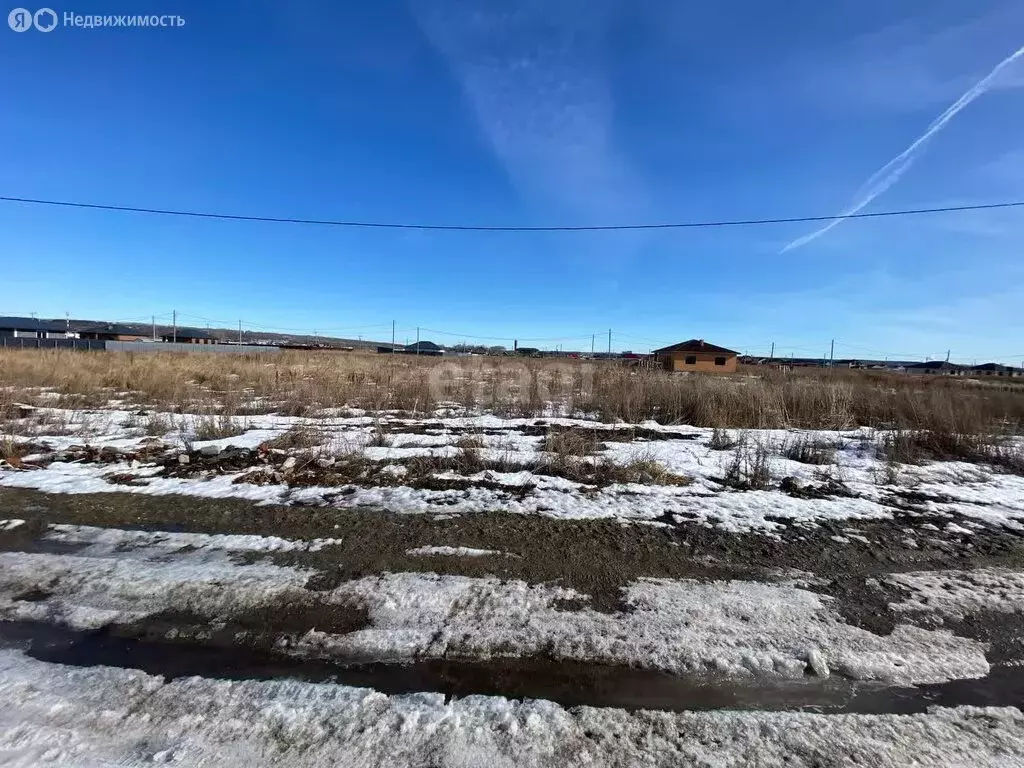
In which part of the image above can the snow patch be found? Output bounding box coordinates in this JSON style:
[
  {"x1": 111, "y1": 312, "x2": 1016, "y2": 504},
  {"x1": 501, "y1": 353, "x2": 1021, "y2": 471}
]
[
  {"x1": 0, "y1": 649, "x2": 1021, "y2": 767},
  {"x1": 406, "y1": 546, "x2": 513, "y2": 558}
]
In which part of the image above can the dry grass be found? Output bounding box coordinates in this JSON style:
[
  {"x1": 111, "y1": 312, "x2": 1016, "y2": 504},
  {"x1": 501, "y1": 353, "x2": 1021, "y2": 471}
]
[
  {"x1": 879, "y1": 428, "x2": 1024, "y2": 474},
  {"x1": 0, "y1": 437, "x2": 24, "y2": 465},
  {"x1": 143, "y1": 413, "x2": 175, "y2": 436},
  {"x1": 721, "y1": 439, "x2": 773, "y2": 490},
  {"x1": 193, "y1": 414, "x2": 246, "y2": 441},
  {"x1": 2, "y1": 349, "x2": 1024, "y2": 436},
  {"x1": 709, "y1": 428, "x2": 739, "y2": 451},
  {"x1": 454, "y1": 434, "x2": 485, "y2": 451},
  {"x1": 781, "y1": 434, "x2": 838, "y2": 465},
  {"x1": 261, "y1": 426, "x2": 325, "y2": 451},
  {"x1": 543, "y1": 427, "x2": 601, "y2": 457}
]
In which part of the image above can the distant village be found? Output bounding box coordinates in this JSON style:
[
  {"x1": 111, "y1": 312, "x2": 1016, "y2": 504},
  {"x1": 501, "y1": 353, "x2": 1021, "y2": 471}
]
[{"x1": 1, "y1": 315, "x2": 1021, "y2": 377}]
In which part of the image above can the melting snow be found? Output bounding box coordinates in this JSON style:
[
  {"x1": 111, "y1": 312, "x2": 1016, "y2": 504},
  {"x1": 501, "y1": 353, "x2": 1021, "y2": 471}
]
[{"x1": 0, "y1": 649, "x2": 1021, "y2": 767}]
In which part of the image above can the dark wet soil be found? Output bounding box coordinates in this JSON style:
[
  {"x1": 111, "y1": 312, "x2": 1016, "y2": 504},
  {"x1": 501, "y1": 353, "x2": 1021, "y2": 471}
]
[
  {"x1": 3, "y1": 488, "x2": 1023, "y2": 623},
  {"x1": 3, "y1": 487, "x2": 1024, "y2": 714},
  {"x1": 380, "y1": 421, "x2": 701, "y2": 442},
  {"x1": 3, "y1": 619, "x2": 1023, "y2": 714}
]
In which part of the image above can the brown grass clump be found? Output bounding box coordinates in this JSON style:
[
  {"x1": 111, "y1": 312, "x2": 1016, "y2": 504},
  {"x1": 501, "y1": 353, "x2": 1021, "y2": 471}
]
[
  {"x1": 193, "y1": 414, "x2": 246, "y2": 441},
  {"x1": 879, "y1": 428, "x2": 1024, "y2": 474},
  {"x1": 261, "y1": 426, "x2": 324, "y2": 452},
  {"x1": 709, "y1": 428, "x2": 739, "y2": 451},
  {"x1": 454, "y1": 434, "x2": 485, "y2": 451},
  {"x1": 543, "y1": 427, "x2": 601, "y2": 457},
  {"x1": 0, "y1": 437, "x2": 25, "y2": 466},
  {"x1": 721, "y1": 440, "x2": 773, "y2": 490},
  {"x1": 781, "y1": 434, "x2": 838, "y2": 465}
]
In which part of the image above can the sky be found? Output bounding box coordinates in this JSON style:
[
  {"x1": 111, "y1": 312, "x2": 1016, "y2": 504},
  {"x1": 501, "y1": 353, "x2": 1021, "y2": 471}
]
[{"x1": 1, "y1": 0, "x2": 1023, "y2": 362}]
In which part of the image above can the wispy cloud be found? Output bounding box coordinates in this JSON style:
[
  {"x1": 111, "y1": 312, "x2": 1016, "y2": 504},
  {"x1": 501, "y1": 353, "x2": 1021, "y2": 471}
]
[
  {"x1": 782, "y1": 43, "x2": 1024, "y2": 252},
  {"x1": 412, "y1": 0, "x2": 645, "y2": 222},
  {"x1": 792, "y1": 6, "x2": 1024, "y2": 114}
]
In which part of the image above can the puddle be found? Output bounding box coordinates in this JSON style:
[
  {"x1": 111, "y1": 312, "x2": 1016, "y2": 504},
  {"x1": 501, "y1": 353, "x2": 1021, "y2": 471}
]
[
  {"x1": 0, "y1": 538, "x2": 89, "y2": 556},
  {"x1": 2, "y1": 620, "x2": 1022, "y2": 713}
]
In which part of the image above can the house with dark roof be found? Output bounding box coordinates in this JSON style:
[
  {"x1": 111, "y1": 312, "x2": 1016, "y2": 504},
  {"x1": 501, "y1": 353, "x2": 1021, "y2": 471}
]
[
  {"x1": 906, "y1": 361, "x2": 965, "y2": 376},
  {"x1": 159, "y1": 327, "x2": 218, "y2": 345},
  {"x1": 77, "y1": 323, "x2": 150, "y2": 342},
  {"x1": 652, "y1": 339, "x2": 739, "y2": 373},
  {"x1": 0, "y1": 316, "x2": 76, "y2": 339},
  {"x1": 403, "y1": 340, "x2": 443, "y2": 356},
  {"x1": 375, "y1": 340, "x2": 444, "y2": 356},
  {"x1": 970, "y1": 363, "x2": 1023, "y2": 378}
]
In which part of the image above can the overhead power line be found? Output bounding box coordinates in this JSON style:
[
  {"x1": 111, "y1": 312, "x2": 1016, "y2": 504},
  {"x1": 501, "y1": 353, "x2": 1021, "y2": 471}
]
[{"x1": 2, "y1": 195, "x2": 1024, "y2": 232}]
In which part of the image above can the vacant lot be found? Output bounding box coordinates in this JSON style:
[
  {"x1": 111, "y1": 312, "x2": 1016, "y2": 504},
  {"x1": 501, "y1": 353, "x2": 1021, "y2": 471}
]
[{"x1": 2, "y1": 348, "x2": 1024, "y2": 766}]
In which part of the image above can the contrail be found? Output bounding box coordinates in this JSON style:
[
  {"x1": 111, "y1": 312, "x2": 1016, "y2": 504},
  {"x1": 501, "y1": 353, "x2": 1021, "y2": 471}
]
[{"x1": 781, "y1": 43, "x2": 1024, "y2": 253}]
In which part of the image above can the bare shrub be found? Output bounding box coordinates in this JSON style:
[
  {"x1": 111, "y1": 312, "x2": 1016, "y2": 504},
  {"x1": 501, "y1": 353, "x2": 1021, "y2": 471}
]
[
  {"x1": 543, "y1": 428, "x2": 601, "y2": 457},
  {"x1": 721, "y1": 440, "x2": 773, "y2": 490},
  {"x1": 0, "y1": 437, "x2": 24, "y2": 465},
  {"x1": 262, "y1": 426, "x2": 324, "y2": 451},
  {"x1": 143, "y1": 413, "x2": 174, "y2": 436},
  {"x1": 366, "y1": 422, "x2": 390, "y2": 448},
  {"x1": 879, "y1": 430, "x2": 925, "y2": 465},
  {"x1": 193, "y1": 414, "x2": 245, "y2": 441},
  {"x1": 454, "y1": 434, "x2": 485, "y2": 451},
  {"x1": 709, "y1": 428, "x2": 739, "y2": 451},
  {"x1": 984, "y1": 440, "x2": 1024, "y2": 475},
  {"x1": 782, "y1": 434, "x2": 837, "y2": 465}
]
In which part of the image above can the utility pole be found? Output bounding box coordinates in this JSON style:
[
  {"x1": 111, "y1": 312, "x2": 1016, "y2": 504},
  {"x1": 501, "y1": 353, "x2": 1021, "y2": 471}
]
[
  {"x1": 945, "y1": 349, "x2": 950, "y2": 363},
  {"x1": 238, "y1": 320, "x2": 242, "y2": 344},
  {"x1": 416, "y1": 327, "x2": 420, "y2": 356},
  {"x1": 607, "y1": 328, "x2": 612, "y2": 356},
  {"x1": 591, "y1": 334, "x2": 595, "y2": 356},
  {"x1": 172, "y1": 310, "x2": 177, "y2": 344},
  {"x1": 769, "y1": 341, "x2": 775, "y2": 361},
  {"x1": 152, "y1": 315, "x2": 156, "y2": 341},
  {"x1": 391, "y1": 320, "x2": 396, "y2": 354},
  {"x1": 829, "y1": 339, "x2": 834, "y2": 368}
]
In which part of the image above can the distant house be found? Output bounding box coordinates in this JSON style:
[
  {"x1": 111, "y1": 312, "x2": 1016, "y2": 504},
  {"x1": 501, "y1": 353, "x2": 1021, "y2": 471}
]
[
  {"x1": 0, "y1": 316, "x2": 77, "y2": 339},
  {"x1": 970, "y1": 363, "x2": 1023, "y2": 378},
  {"x1": 652, "y1": 339, "x2": 739, "y2": 373},
  {"x1": 403, "y1": 340, "x2": 443, "y2": 356},
  {"x1": 77, "y1": 323, "x2": 150, "y2": 342},
  {"x1": 906, "y1": 361, "x2": 964, "y2": 376},
  {"x1": 375, "y1": 340, "x2": 444, "y2": 356},
  {"x1": 159, "y1": 327, "x2": 218, "y2": 345}
]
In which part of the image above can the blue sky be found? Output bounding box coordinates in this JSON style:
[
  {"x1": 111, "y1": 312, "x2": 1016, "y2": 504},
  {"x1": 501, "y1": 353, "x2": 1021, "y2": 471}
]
[{"x1": 1, "y1": 0, "x2": 1023, "y2": 361}]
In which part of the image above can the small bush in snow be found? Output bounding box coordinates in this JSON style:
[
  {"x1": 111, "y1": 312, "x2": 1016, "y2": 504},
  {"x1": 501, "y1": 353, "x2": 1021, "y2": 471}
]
[
  {"x1": 544, "y1": 427, "x2": 601, "y2": 457},
  {"x1": 721, "y1": 440, "x2": 773, "y2": 490},
  {"x1": 193, "y1": 414, "x2": 246, "y2": 441},
  {"x1": 782, "y1": 434, "x2": 837, "y2": 465},
  {"x1": 709, "y1": 428, "x2": 740, "y2": 451}
]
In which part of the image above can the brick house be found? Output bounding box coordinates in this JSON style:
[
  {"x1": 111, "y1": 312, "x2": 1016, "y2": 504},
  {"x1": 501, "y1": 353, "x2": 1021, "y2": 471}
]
[{"x1": 652, "y1": 339, "x2": 739, "y2": 373}]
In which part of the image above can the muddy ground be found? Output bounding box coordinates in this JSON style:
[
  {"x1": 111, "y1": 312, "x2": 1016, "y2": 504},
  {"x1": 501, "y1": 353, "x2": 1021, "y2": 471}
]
[
  {"x1": 3, "y1": 486, "x2": 1024, "y2": 718},
  {"x1": 3, "y1": 487, "x2": 1023, "y2": 637}
]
